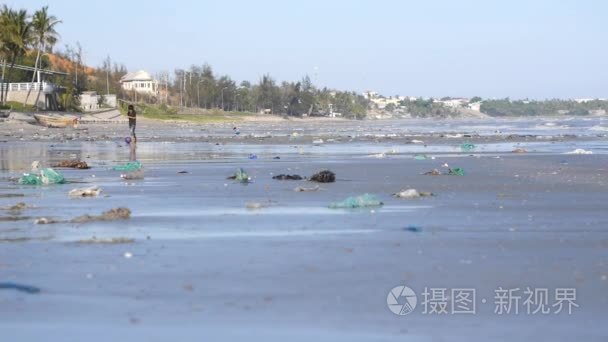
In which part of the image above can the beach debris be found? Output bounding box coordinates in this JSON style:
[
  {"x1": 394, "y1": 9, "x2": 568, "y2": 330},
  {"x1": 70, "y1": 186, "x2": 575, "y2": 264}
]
[
  {"x1": 248, "y1": 153, "x2": 258, "y2": 160},
  {"x1": 460, "y1": 143, "x2": 476, "y2": 152},
  {"x1": 565, "y1": 148, "x2": 593, "y2": 155},
  {"x1": 272, "y1": 174, "x2": 303, "y2": 180},
  {"x1": 448, "y1": 167, "x2": 466, "y2": 176},
  {"x1": 124, "y1": 252, "x2": 133, "y2": 259},
  {"x1": 245, "y1": 201, "x2": 270, "y2": 210},
  {"x1": 410, "y1": 139, "x2": 424, "y2": 144},
  {"x1": 233, "y1": 127, "x2": 240, "y2": 135},
  {"x1": 177, "y1": 170, "x2": 189, "y2": 174},
  {"x1": 2, "y1": 202, "x2": 29, "y2": 212},
  {"x1": 121, "y1": 169, "x2": 144, "y2": 180},
  {"x1": 294, "y1": 185, "x2": 321, "y2": 192},
  {"x1": 31, "y1": 161, "x2": 41, "y2": 171},
  {"x1": 71, "y1": 207, "x2": 131, "y2": 223},
  {"x1": 310, "y1": 170, "x2": 335, "y2": 183},
  {"x1": 404, "y1": 226, "x2": 422, "y2": 233},
  {"x1": 423, "y1": 169, "x2": 442, "y2": 176},
  {"x1": 368, "y1": 153, "x2": 386, "y2": 158},
  {"x1": 0, "y1": 282, "x2": 41, "y2": 294},
  {"x1": 512, "y1": 148, "x2": 528, "y2": 153},
  {"x1": 273, "y1": 156, "x2": 281, "y2": 160},
  {"x1": 18, "y1": 168, "x2": 66, "y2": 185},
  {"x1": 54, "y1": 160, "x2": 90, "y2": 169},
  {"x1": 112, "y1": 161, "x2": 142, "y2": 171},
  {"x1": 228, "y1": 168, "x2": 251, "y2": 183},
  {"x1": 393, "y1": 189, "x2": 434, "y2": 199},
  {"x1": 329, "y1": 194, "x2": 383, "y2": 209},
  {"x1": 0, "y1": 193, "x2": 24, "y2": 198},
  {"x1": 69, "y1": 186, "x2": 102, "y2": 198},
  {"x1": 76, "y1": 237, "x2": 134, "y2": 244},
  {"x1": 414, "y1": 154, "x2": 429, "y2": 160},
  {"x1": 313, "y1": 139, "x2": 324, "y2": 145},
  {"x1": 34, "y1": 217, "x2": 59, "y2": 224}
]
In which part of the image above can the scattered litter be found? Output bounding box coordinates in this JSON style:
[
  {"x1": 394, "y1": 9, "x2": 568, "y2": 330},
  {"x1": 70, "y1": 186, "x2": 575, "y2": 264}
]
[
  {"x1": 71, "y1": 207, "x2": 131, "y2": 223},
  {"x1": 76, "y1": 237, "x2": 134, "y2": 244},
  {"x1": 0, "y1": 193, "x2": 24, "y2": 198},
  {"x1": 512, "y1": 148, "x2": 528, "y2": 153},
  {"x1": 410, "y1": 139, "x2": 424, "y2": 144},
  {"x1": 34, "y1": 217, "x2": 58, "y2": 224},
  {"x1": 31, "y1": 161, "x2": 41, "y2": 172},
  {"x1": 272, "y1": 174, "x2": 303, "y2": 180},
  {"x1": 69, "y1": 186, "x2": 102, "y2": 198},
  {"x1": 54, "y1": 160, "x2": 90, "y2": 169},
  {"x1": 313, "y1": 139, "x2": 324, "y2": 145},
  {"x1": 2, "y1": 202, "x2": 29, "y2": 212},
  {"x1": 460, "y1": 143, "x2": 476, "y2": 152},
  {"x1": 177, "y1": 171, "x2": 189, "y2": 174},
  {"x1": 228, "y1": 168, "x2": 251, "y2": 183},
  {"x1": 329, "y1": 194, "x2": 383, "y2": 209},
  {"x1": 124, "y1": 252, "x2": 133, "y2": 259},
  {"x1": 294, "y1": 185, "x2": 320, "y2": 192},
  {"x1": 273, "y1": 156, "x2": 281, "y2": 160},
  {"x1": 368, "y1": 153, "x2": 386, "y2": 158},
  {"x1": 423, "y1": 169, "x2": 442, "y2": 176},
  {"x1": 404, "y1": 226, "x2": 422, "y2": 232},
  {"x1": 448, "y1": 167, "x2": 465, "y2": 176},
  {"x1": 0, "y1": 282, "x2": 40, "y2": 294},
  {"x1": 121, "y1": 169, "x2": 144, "y2": 180},
  {"x1": 246, "y1": 201, "x2": 270, "y2": 210},
  {"x1": 565, "y1": 149, "x2": 593, "y2": 155},
  {"x1": 248, "y1": 153, "x2": 258, "y2": 160},
  {"x1": 310, "y1": 170, "x2": 335, "y2": 183},
  {"x1": 414, "y1": 154, "x2": 429, "y2": 160},
  {"x1": 18, "y1": 168, "x2": 66, "y2": 185},
  {"x1": 393, "y1": 189, "x2": 434, "y2": 199},
  {"x1": 112, "y1": 161, "x2": 142, "y2": 171}
]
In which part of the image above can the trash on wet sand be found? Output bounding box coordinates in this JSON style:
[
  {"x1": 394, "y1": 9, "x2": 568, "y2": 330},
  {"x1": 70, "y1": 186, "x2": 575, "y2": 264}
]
[
  {"x1": 246, "y1": 202, "x2": 270, "y2": 210},
  {"x1": 414, "y1": 154, "x2": 429, "y2": 160},
  {"x1": 248, "y1": 153, "x2": 258, "y2": 160},
  {"x1": 448, "y1": 167, "x2": 465, "y2": 176},
  {"x1": 423, "y1": 169, "x2": 442, "y2": 176},
  {"x1": 54, "y1": 160, "x2": 90, "y2": 169},
  {"x1": 294, "y1": 185, "x2": 320, "y2": 192},
  {"x1": 121, "y1": 169, "x2": 144, "y2": 180},
  {"x1": 404, "y1": 226, "x2": 422, "y2": 233},
  {"x1": 177, "y1": 170, "x2": 189, "y2": 174},
  {"x1": 310, "y1": 170, "x2": 335, "y2": 183},
  {"x1": 272, "y1": 174, "x2": 303, "y2": 180},
  {"x1": 2, "y1": 202, "x2": 29, "y2": 212},
  {"x1": 112, "y1": 161, "x2": 142, "y2": 171},
  {"x1": 18, "y1": 168, "x2": 66, "y2": 185},
  {"x1": 71, "y1": 207, "x2": 132, "y2": 223},
  {"x1": 0, "y1": 282, "x2": 41, "y2": 294},
  {"x1": 76, "y1": 237, "x2": 135, "y2": 244},
  {"x1": 313, "y1": 139, "x2": 324, "y2": 145},
  {"x1": 393, "y1": 189, "x2": 434, "y2": 199},
  {"x1": 565, "y1": 148, "x2": 593, "y2": 155},
  {"x1": 329, "y1": 194, "x2": 383, "y2": 209},
  {"x1": 228, "y1": 168, "x2": 251, "y2": 183},
  {"x1": 69, "y1": 186, "x2": 102, "y2": 198},
  {"x1": 512, "y1": 148, "x2": 528, "y2": 153},
  {"x1": 410, "y1": 139, "x2": 424, "y2": 144},
  {"x1": 460, "y1": 143, "x2": 476, "y2": 152},
  {"x1": 34, "y1": 217, "x2": 59, "y2": 224}
]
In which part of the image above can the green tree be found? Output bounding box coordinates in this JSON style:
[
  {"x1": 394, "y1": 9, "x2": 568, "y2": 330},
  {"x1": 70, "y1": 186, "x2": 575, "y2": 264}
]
[{"x1": 0, "y1": 6, "x2": 32, "y2": 105}]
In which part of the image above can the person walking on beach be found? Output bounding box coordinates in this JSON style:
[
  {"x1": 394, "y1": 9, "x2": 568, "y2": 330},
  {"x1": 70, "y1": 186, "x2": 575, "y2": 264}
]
[{"x1": 127, "y1": 104, "x2": 137, "y2": 142}]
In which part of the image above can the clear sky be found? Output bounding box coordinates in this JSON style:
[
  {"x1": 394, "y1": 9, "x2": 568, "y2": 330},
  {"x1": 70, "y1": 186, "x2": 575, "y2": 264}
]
[{"x1": 6, "y1": 0, "x2": 608, "y2": 99}]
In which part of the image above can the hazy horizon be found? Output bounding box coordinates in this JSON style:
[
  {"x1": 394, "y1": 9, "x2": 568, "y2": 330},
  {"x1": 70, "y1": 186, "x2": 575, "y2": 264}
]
[{"x1": 6, "y1": 0, "x2": 608, "y2": 99}]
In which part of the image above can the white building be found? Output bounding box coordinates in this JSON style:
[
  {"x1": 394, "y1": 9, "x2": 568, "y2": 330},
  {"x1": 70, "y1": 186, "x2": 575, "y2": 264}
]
[{"x1": 120, "y1": 70, "x2": 159, "y2": 95}]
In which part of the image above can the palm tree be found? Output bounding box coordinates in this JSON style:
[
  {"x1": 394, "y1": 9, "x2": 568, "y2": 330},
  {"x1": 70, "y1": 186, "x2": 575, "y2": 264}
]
[
  {"x1": 0, "y1": 6, "x2": 32, "y2": 105},
  {"x1": 24, "y1": 6, "x2": 61, "y2": 107}
]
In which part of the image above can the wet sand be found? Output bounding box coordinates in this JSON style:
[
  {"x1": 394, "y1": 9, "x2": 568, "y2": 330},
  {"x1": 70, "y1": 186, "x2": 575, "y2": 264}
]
[{"x1": 0, "y1": 117, "x2": 607, "y2": 341}]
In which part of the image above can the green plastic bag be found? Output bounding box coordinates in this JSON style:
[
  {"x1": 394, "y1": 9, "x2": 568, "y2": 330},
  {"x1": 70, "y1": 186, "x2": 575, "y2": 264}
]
[
  {"x1": 460, "y1": 143, "x2": 476, "y2": 152},
  {"x1": 18, "y1": 173, "x2": 42, "y2": 185},
  {"x1": 112, "y1": 161, "x2": 142, "y2": 171},
  {"x1": 414, "y1": 154, "x2": 428, "y2": 160},
  {"x1": 448, "y1": 167, "x2": 465, "y2": 176},
  {"x1": 40, "y1": 168, "x2": 66, "y2": 184},
  {"x1": 329, "y1": 194, "x2": 384, "y2": 209},
  {"x1": 233, "y1": 168, "x2": 250, "y2": 183}
]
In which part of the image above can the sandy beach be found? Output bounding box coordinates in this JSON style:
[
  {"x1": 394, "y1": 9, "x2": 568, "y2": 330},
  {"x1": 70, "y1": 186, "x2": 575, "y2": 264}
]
[{"x1": 1, "y1": 116, "x2": 607, "y2": 341}]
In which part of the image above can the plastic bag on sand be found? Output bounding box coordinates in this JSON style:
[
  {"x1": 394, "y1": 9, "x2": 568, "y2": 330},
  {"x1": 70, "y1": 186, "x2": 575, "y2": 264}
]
[
  {"x1": 565, "y1": 149, "x2": 592, "y2": 155},
  {"x1": 40, "y1": 168, "x2": 66, "y2": 184},
  {"x1": 228, "y1": 168, "x2": 250, "y2": 183},
  {"x1": 69, "y1": 186, "x2": 102, "y2": 197},
  {"x1": 460, "y1": 143, "x2": 476, "y2": 152},
  {"x1": 448, "y1": 168, "x2": 465, "y2": 176},
  {"x1": 329, "y1": 194, "x2": 383, "y2": 209},
  {"x1": 121, "y1": 169, "x2": 144, "y2": 180},
  {"x1": 112, "y1": 161, "x2": 142, "y2": 171},
  {"x1": 18, "y1": 173, "x2": 42, "y2": 185}
]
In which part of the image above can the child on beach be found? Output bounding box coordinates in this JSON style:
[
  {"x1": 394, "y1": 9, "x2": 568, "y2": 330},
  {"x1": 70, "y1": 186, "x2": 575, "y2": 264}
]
[{"x1": 127, "y1": 105, "x2": 137, "y2": 142}]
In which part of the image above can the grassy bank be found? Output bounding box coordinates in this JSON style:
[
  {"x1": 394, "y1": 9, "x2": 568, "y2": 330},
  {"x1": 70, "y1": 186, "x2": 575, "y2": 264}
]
[
  {"x1": 0, "y1": 101, "x2": 32, "y2": 112},
  {"x1": 119, "y1": 103, "x2": 255, "y2": 123}
]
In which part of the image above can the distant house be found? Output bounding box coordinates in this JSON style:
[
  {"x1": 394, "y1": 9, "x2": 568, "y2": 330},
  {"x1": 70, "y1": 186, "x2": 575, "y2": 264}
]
[{"x1": 120, "y1": 70, "x2": 159, "y2": 95}]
